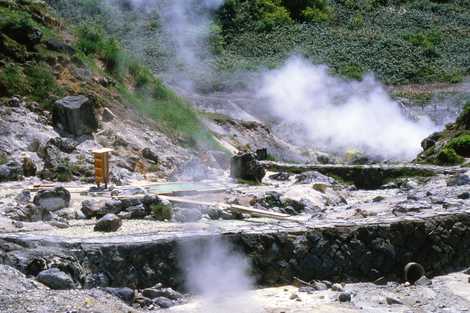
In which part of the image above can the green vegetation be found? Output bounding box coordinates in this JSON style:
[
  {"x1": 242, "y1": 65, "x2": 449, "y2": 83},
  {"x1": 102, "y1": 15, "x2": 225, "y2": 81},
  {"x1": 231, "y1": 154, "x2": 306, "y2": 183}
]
[
  {"x1": 446, "y1": 134, "x2": 470, "y2": 158},
  {"x1": 0, "y1": 62, "x2": 62, "y2": 107},
  {"x1": 216, "y1": 0, "x2": 470, "y2": 84},
  {"x1": 0, "y1": 154, "x2": 7, "y2": 165},
  {"x1": 418, "y1": 101, "x2": 470, "y2": 165},
  {"x1": 74, "y1": 24, "x2": 219, "y2": 149},
  {"x1": 436, "y1": 147, "x2": 464, "y2": 165},
  {"x1": 151, "y1": 203, "x2": 173, "y2": 221},
  {"x1": 0, "y1": 2, "x2": 64, "y2": 106}
]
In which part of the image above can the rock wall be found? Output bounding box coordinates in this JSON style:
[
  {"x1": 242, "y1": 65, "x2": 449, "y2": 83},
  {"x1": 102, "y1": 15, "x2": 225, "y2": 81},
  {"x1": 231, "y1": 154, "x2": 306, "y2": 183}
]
[{"x1": 1, "y1": 213, "x2": 470, "y2": 290}]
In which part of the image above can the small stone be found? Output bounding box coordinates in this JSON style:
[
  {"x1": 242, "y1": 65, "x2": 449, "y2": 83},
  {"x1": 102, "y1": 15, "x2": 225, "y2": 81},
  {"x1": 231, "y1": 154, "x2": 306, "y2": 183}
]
[
  {"x1": 458, "y1": 192, "x2": 470, "y2": 200},
  {"x1": 414, "y1": 276, "x2": 432, "y2": 286},
  {"x1": 373, "y1": 277, "x2": 387, "y2": 285},
  {"x1": 312, "y1": 281, "x2": 328, "y2": 291},
  {"x1": 269, "y1": 172, "x2": 290, "y2": 181},
  {"x1": 103, "y1": 287, "x2": 134, "y2": 304},
  {"x1": 174, "y1": 208, "x2": 202, "y2": 223},
  {"x1": 338, "y1": 292, "x2": 351, "y2": 303},
  {"x1": 331, "y1": 283, "x2": 343, "y2": 292},
  {"x1": 102, "y1": 107, "x2": 116, "y2": 122},
  {"x1": 298, "y1": 286, "x2": 315, "y2": 294},
  {"x1": 33, "y1": 187, "x2": 71, "y2": 212},
  {"x1": 386, "y1": 296, "x2": 403, "y2": 305},
  {"x1": 15, "y1": 190, "x2": 31, "y2": 204},
  {"x1": 142, "y1": 148, "x2": 159, "y2": 163},
  {"x1": 289, "y1": 293, "x2": 299, "y2": 300},
  {"x1": 154, "y1": 297, "x2": 173, "y2": 309},
  {"x1": 36, "y1": 268, "x2": 75, "y2": 290},
  {"x1": 94, "y1": 214, "x2": 122, "y2": 232},
  {"x1": 81, "y1": 200, "x2": 101, "y2": 218}
]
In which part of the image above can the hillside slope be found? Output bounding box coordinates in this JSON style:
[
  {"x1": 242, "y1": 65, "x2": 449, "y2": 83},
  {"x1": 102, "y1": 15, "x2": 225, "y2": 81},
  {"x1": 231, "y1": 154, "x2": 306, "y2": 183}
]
[{"x1": 0, "y1": 0, "x2": 223, "y2": 183}]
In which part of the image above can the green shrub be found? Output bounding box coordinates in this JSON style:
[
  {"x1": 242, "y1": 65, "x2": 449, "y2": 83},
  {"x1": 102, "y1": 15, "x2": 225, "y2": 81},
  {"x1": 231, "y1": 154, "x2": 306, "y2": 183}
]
[
  {"x1": 101, "y1": 38, "x2": 122, "y2": 73},
  {"x1": 447, "y1": 134, "x2": 470, "y2": 157},
  {"x1": 440, "y1": 70, "x2": 464, "y2": 84},
  {"x1": 25, "y1": 62, "x2": 59, "y2": 102},
  {"x1": 457, "y1": 102, "x2": 470, "y2": 129},
  {"x1": 0, "y1": 154, "x2": 7, "y2": 165},
  {"x1": 337, "y1": 64, "x2": 364, "y2": 80},
  {"x1": 151, "y1": 203, "x2": 173, "y2": 221},
  {"x1": 129, "y1": 61, "x2": 153, "y2": 88},
  {"x1": 302, "y1": 6, "x2": 332, "y2": 23},
  {"x1": 257, "y1": 0, "x2": 293, "y2": 31},
  {"x1": 76, "y1": 24, "x2": 104, "y2": 55},
  {"x1": 436, "y1": 147, "x2": 464, "y2": 165},
  {"x1": 0, "y1": 63, "x2": 29, "y2": 96}
]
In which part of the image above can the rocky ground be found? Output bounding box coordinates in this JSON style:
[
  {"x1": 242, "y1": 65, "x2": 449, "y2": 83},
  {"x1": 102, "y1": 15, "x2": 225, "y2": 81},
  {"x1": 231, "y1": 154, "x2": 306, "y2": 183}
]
[{"x1": 0, "y1": 154, "x2": 469, "y2": 312}]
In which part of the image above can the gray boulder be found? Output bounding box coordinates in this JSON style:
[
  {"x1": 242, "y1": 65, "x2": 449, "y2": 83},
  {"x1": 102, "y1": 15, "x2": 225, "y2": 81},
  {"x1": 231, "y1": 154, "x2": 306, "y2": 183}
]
[
  {"x1": 104, "y1": 287, "x2": 135, "y2": 304},
  {"x1": 142, "y1": 148, "x2": 159, "y2": 163},
  {"x1": 125, "y1": 204, "x2": 147, "y2": 219},
  {"x1": 36, "y1": 268, "x2": 75, "y2": 290},
  {"x1": 53, "y1": 96, "x2": 98, "y2": 136},
  {"x1": 174, "y1": 208, "x2": 202, "y2": 223},
  {"x1": 22, "y1": 157, "x2": 37, "y2": 177},
  {"x1": 33, "y1": 187, "x2": 71, "y2": 212},
  {"x1": 81, "y1": 199, "x2": 101, "y2": 218},
  {"x1": 94, "y1": 214, "x2": 122, "y2": 232},
  {"x1": 3, "y1": 22, "x2": 42, "y2": 50},
  {"x1": 230, "y1": 152, "x2": 266, "y2": 183},
  {"x1": 447, "y1": 171, "x2": 470, "y2": 186},
  {"x1": 154, "y1": 297, "x2": 174, "y2": 309},
  {"x1": 0, "y1": 161, "x2": 22, "y2": 182}
]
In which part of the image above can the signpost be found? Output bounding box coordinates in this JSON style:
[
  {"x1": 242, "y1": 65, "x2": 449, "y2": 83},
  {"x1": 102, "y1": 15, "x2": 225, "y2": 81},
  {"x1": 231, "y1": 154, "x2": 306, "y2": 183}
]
[{"x1": 92, "y1": 148, "x2": 114, "y2": 189}]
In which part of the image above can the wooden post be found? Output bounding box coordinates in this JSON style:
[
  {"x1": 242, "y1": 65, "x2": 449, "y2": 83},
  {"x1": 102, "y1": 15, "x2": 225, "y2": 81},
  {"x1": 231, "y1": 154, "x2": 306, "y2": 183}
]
[{"x1": 92, "y1": 148, "x2": 114, "y2": 189}]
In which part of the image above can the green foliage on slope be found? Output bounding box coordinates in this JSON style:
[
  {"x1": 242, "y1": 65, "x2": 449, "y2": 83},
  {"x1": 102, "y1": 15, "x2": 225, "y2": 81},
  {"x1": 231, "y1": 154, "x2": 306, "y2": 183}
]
[
  {"x1": 216, "y1": 0, "x2": 470, "y2": 84},
  {"x1": 73, "y1": 23, "x2": 219, "y2": 149}
]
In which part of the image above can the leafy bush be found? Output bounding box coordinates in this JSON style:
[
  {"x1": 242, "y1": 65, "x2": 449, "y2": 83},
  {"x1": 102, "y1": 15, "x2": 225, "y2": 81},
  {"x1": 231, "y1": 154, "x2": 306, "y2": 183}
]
[
  {"x1": 0, "y1": 62, "x2": 60, "y2": 105},
  {"x1": 436, "y1": 147, "x2": 464, "y2": 165},
  {"x1": 76, "y1": 24, "x2": 124, "y2": 75},
  {"x1": 0, "y1": 63, "x2": 29, "y2": 96},
  {"x1": 151, "y1": 203, "x2": 173, "y2": 221},
  {"x1": 336, "y1": 64, "x2": 364, "y2": 80},
  {"x1": 447, "y1": 134, "x2": 470, "y2": 157},
  {"x1": 25, "y1": 62, "x2": 60, "y2": 102}
]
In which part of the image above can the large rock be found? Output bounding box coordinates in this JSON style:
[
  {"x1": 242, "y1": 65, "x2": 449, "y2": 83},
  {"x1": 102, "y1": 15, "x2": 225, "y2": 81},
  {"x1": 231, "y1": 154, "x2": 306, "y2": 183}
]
[
  {"x1": 53, "y1": 96, "x2": 98, "y2": 136},
  {"x1": 94, "y1": 214, "x2": 122, "y2": 232},
  {"x1": 36, "y1": 268, "x2": 75, "y2": 290},
  {"x1": 104, "y1": 287, "x2": 135, "y2": 304},
  {"x1": 2, "y1": 21, "x2": 42, "y2": 50},
  {"x1": 230, "y1": 152, "x2": 266, "y2": 183},
  {"x1": 0, "y1": 161, "x2": 22, "y2": 182},
  {"x1": 142, "y1": 148, "x2": 159, "y2": 163},
  {"x1": 22, "y1": 157, "x2": 37, "y2": 177},
  {"x1": 33, "y1": 187, "x2": 71, "y2": 212}
]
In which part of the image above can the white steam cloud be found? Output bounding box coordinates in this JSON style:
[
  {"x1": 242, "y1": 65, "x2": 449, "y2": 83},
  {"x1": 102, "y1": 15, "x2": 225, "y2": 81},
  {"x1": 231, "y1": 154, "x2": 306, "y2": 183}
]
[
  {"x1": 258, "y1": 56, "x2": 438, "y2": 161},
  {"x1": 179, "y1": 237, "x2": 261, "y2": 313},
  {"x1": 159, "y1": 0, "x2": 224, "y2": 89}
]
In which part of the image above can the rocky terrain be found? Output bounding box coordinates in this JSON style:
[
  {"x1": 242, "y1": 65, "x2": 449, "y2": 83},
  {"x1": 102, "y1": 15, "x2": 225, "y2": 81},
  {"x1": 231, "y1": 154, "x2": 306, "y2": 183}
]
[{"x1": 1, "y1": 1, "x2": 470, "y2": 313}]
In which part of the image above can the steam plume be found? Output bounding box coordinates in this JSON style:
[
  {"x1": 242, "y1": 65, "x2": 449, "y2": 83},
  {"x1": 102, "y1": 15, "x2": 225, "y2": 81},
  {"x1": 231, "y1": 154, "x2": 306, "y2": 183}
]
[
  {"x1": 179, "y1": 237, "x2": 261, "y2": 313},
  {"x1": 258, "y1": 56, "x2": 438, "y2": 161},
  {"x1": 158, "y1": 0, "x2": 224, "y2": 89}
]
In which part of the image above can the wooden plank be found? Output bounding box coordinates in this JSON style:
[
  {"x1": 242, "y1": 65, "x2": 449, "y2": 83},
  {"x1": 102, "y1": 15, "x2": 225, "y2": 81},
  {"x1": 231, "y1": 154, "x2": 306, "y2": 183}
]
[{"x1": 159, "y1": 195, "x2": 291, "y2": 220}]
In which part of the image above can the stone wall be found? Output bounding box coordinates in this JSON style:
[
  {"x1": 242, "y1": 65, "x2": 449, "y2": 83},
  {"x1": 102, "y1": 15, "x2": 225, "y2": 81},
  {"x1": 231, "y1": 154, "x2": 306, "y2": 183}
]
[{"x1": 1, "y1": 213, "x2": 470, "y2": 290}]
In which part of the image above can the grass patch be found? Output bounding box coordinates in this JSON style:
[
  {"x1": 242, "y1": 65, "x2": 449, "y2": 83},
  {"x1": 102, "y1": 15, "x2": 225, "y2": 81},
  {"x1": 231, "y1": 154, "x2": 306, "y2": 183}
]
[
  {"x1": 436, "y1": 147, "x2": 464, "y2": 165},
  {"x1": 0, "y1": 62, "x2": 62, "y2": 106},
  {"x1": 447, "y1": 134, "x2": 470, "y2": 158},
  {"x1": 117, "y1": 83, "x2": 218, "y2": 149}
]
